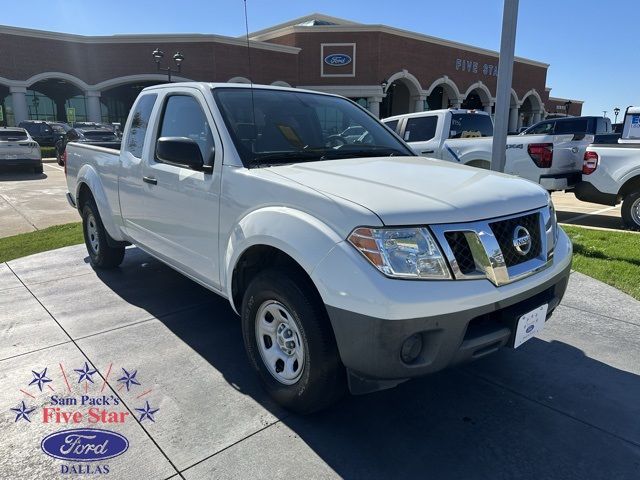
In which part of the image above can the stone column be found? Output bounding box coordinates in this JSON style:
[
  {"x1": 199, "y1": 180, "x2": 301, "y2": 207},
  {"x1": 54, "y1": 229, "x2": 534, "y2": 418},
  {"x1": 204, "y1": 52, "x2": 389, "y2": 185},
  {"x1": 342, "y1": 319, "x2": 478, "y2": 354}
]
[
  {"x1": 508, "y1": 106, "x2": 519, "y2": 132},
  {"x1": 9, "y1": 86, "x2": 29, "y2": 125},
  {"x1": 367, "y1": 96, "x2": 382, "y2": 118},
  {"x1": 452, "y1": 97, "x2": 463, "y2": 109},
  {"x1": 86, "y1": 91, "x2": 102, "y2": 123},
  {"x1": 483, "y1": 103, "x2": 494, "y2": 114},
  {"x1": 411, "y1": 95, "x2": 426, "y2": 113},
  {"x1": 532, "y1": 111, "x2": 542, "y2": 124}
]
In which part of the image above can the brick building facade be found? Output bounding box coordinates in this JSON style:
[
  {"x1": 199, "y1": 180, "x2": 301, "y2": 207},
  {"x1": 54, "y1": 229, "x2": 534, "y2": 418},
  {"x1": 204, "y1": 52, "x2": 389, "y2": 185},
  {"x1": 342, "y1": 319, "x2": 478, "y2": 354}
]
[{"x1": 0, "y1": 13, "x2": 582, "y2": 129}]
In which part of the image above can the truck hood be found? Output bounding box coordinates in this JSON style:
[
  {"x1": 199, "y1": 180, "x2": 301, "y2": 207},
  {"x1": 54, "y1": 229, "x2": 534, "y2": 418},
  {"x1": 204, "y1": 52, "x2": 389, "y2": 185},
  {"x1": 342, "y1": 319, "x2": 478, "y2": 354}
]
[{"x1": 269, "y1": 156, "x2": 548, "y2": 225}]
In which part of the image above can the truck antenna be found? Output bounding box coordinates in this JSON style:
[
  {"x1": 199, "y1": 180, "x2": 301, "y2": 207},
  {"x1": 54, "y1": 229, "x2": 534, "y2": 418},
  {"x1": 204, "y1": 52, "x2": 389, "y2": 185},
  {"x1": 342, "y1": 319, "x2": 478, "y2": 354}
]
[{"x1": 243, "y1": 0, "x2": 257, "y2": 133}]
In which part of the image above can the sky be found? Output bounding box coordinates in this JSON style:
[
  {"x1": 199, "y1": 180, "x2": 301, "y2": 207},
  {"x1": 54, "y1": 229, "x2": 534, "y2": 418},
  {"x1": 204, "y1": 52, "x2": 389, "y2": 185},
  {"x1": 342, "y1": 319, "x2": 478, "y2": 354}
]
[{"x1": 1, "y1": 0, "x2": 635, "y2": 119}]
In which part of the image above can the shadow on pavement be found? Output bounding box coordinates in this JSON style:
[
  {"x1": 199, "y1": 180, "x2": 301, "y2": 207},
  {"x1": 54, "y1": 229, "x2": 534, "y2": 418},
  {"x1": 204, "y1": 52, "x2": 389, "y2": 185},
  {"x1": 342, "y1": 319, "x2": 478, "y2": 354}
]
[
  {"x1": 93, "y1": 248, "x2": 640, "y2": 479},
  {"x1": 0, "y1": 169, "x2": 47, "y2": 181},
  {"x1": 558, "y1": 210, "x2": 626, "y2": 230}
]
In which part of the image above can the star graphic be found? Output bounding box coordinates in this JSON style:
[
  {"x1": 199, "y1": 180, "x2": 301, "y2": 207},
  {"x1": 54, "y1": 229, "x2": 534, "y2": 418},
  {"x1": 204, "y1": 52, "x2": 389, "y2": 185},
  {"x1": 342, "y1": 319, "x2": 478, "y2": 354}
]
[
  {"x1": 117, "y1": 368, "x2": 141, "y2": 391},
  {"x1": 10, "y1": 401, "x2": 37, "y2": 423},
  {"x1": 28, "y1": 367, "x2": 52, "y2": 392},
  {"x1": 135, "y1": 401, "x2": 159, "y2": 422},
  {"x1": 74, "y1": 362, "x2": 97, "y2": 384}
]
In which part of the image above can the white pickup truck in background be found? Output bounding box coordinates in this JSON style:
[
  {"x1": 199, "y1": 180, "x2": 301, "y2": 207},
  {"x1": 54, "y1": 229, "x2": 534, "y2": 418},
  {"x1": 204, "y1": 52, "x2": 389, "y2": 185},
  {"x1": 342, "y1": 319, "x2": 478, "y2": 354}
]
[
  {"x1": 575, "y1": 106, "x2": 640, "y2": 230},
  {"x1": 65, "y1": 83, "x2": 572, "y2": 413},
  {"x1": 382, "y1": 109, "x2": 591, "y2": 192}
]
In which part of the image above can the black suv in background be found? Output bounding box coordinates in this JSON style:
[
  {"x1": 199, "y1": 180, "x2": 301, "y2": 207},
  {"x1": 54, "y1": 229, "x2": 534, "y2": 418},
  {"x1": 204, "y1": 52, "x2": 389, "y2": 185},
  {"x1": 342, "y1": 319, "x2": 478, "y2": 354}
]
[
  {"x1": 520, "y1": 116, "x2": 612, "y2": 138},
  {"x1": 56, "y1": 127, "x2": 121, "y2": 165},
  {"x1": 18, "y1": 120, "x2": 71, "y2": 147}
]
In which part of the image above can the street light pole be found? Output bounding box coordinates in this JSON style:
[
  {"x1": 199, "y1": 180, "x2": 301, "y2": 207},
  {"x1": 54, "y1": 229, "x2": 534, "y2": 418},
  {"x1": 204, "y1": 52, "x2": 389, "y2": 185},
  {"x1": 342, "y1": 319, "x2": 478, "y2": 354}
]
[
  {"x1": 152, "y1": 49, "x2": 185, "y2": 82},
  {"x1": 614, "y1": 107, "x2": 620, "y2": 123},
  {"x1": 603, "y1": 110, "x2": 608, "y2": 118},
  {"x1": 491, "y1": 0, "x2": 519, "y2": 173}
]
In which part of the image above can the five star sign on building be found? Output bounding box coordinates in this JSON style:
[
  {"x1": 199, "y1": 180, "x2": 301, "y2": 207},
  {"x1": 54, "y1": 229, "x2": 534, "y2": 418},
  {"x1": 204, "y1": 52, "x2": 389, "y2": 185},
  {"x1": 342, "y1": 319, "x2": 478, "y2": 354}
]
[
  {"x1": 117, "y1": 368, "x2": 141, "y2": 391},
  {"x1": 135, "y1": 401, "x2": 159, "y2": 422},
  {"x1": 74, "y1": 362, "x2": 97, "y2": 384},
  {"x1": 11, "y1": 401, "x2": 37, "y2": 423},
  {"x1": 28, "y1": 367, "x2": 52, "y2": 391}
]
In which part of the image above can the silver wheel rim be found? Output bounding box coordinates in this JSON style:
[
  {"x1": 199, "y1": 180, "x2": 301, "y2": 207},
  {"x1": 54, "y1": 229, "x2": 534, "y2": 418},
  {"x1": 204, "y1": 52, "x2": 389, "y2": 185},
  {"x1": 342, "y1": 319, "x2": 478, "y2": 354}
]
[
  {"x1": 86, "y1": 213, "x2": 100, "y2": 254},
  {"x1": 255, "y1": 300, "x2": 305, "y2": 385},
  {"x1": 631, "y1": 197, "x2": 640, "y2": 227}
]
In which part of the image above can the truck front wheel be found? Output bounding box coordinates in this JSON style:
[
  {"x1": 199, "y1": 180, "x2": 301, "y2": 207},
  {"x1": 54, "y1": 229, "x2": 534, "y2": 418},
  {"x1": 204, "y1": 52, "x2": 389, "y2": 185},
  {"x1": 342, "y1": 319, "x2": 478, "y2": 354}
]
[
  {"x1": 621, "y1": 191, "x2": 640, "y2": 231},
  {"x1": 241, "y1": 268, "x2": 345, "y2": 414},
  {"x1": 81, "y1": 199, "x2": 125, "y2": 268}
]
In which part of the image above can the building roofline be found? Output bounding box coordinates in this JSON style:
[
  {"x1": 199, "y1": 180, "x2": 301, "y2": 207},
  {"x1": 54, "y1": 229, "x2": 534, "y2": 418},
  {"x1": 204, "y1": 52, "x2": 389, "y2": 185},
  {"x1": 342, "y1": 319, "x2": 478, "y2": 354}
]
[
  {"x1": 250, "y1": 20, "x2": 549, "y2": 68},
  {"x1": 0, "y1": 24, "x2": 300, "y2": 54},
  {"x1": 548, "y1": 96, "x2": 584, "y2": 104},
  {"x1": 246, "y1": 13, "x2": 359, "y2": 38}
]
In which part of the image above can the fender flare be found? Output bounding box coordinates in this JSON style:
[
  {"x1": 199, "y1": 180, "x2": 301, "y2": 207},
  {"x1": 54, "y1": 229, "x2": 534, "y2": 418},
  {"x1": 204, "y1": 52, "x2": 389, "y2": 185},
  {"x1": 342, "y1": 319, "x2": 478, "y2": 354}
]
[
  {"x1": 223, "y1": 206, "x2": 344, "y2": 314},
  {"x1": 75, "y1": 164, "x2": 125, "y2": 242}
]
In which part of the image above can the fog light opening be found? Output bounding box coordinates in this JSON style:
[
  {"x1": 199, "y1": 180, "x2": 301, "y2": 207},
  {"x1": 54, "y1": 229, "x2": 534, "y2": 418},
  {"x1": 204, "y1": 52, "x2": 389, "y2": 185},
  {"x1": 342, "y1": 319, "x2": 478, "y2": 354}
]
[{"x1": 401, "y1": 333, "x2": 423, "y2": 364}]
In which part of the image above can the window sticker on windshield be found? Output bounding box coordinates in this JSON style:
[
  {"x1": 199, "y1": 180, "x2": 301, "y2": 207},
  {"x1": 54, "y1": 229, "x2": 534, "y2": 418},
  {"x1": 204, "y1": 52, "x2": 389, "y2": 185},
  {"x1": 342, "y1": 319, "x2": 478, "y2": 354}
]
[
  {"x1": 461, "y1": 131, "x2": 482, "y2": 138},
  {"x1": 450, "y1": 130, "x2": 457, "y2": 137},
  {"x1": 404, "y1": 131, "x2": 411, "y2": 141},
  {"x1": 276, "y1": 124, "x2": 305, "y2": 149}
]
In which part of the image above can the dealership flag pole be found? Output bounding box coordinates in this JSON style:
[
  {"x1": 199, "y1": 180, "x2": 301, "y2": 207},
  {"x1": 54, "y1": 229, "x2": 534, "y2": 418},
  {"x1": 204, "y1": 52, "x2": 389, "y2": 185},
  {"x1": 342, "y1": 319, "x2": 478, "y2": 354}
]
[{"x1": 491, "y1": 0, "x2": 519, "y2": 172}]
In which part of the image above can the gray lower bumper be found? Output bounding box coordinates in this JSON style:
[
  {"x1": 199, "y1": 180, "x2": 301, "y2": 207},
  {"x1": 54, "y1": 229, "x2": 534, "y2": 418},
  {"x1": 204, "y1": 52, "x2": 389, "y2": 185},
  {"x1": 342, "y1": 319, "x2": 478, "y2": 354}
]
[
  {"x1": 326, "y1": 261, "x2": 571, "y2": 393},
  {"x1": 0, "y1": 158, "x2": 42, "y2": 168}
]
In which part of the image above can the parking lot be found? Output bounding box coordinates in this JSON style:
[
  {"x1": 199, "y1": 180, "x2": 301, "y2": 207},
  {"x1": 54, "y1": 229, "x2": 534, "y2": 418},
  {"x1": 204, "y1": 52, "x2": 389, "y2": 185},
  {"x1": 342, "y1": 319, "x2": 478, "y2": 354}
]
[
  {"x1": 1, "y1": 244, "x2": 639, "y2": 479},
  {"x1": 0, "y1": 163, "x2": 78, "y2": 237},
  {"x1": 0, "y1": 164, "x2": 632, "y2": 239}
]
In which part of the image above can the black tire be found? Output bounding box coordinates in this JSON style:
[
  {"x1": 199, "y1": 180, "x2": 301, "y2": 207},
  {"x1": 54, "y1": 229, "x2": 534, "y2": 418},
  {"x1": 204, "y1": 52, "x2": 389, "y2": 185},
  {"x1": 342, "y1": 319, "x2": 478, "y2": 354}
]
[
  {"x1": 81, "y1": 198, "x2": 125, "y2": 268},
  {"x1": 622, "y1": 191, "x2": 640, "y2": 231},
  {"x1": 33, "y1": 165, "x2": 43, "y2": 174},
  {"x1": 241, "y1": 268, "x2": 346, "y2": 414}
]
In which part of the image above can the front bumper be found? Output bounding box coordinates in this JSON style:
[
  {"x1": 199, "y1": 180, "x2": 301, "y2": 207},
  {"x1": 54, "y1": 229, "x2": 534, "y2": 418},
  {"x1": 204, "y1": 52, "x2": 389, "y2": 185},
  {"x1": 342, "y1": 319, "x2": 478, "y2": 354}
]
[{"x1": 312, "y1": 228, "x2": 573, "y2": 391}]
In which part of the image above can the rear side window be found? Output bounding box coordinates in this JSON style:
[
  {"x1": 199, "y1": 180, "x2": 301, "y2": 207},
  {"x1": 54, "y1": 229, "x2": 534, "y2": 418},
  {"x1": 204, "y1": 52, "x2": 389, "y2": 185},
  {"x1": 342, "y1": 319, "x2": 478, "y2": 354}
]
[
  {"x1": 526, "y1": 122, "x2": 554, "y2": 135},
  {"x1": 555, "y1": 119, "x2": 589, "y2": 135},
  {"x1": 449, "y1": 114, "x2": 493, "y2": 139},
  {"x1": 404, "y1": 116, "x2": 438, "y2": 142},
  {"x1": 383, "y1": 120, "x2": 399, "y2": 133},
  {"x1": 127, "y1": 94, "x2": 157, "y2": 158}
]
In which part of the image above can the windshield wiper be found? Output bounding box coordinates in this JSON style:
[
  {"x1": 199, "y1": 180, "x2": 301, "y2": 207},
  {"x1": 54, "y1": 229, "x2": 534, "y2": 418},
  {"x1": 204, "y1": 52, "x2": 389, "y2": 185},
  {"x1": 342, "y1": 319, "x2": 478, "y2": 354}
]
[
  {"x1": 248, "y1": 151, "x2": 326, "y2": 167},
  {"x1": 320, "y1": 146, "x2": 410, "y2": 159}
]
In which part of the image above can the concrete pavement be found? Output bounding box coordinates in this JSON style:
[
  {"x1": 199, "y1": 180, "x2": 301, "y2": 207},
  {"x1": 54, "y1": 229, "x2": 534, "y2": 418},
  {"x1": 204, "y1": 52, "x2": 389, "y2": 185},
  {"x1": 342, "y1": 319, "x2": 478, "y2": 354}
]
[
  {"x1": 0, "y1": 163, "x2": 78, "y2": 237},
  {"x1": 1, "y1": 245, "x2": 639, "y2": 479}
]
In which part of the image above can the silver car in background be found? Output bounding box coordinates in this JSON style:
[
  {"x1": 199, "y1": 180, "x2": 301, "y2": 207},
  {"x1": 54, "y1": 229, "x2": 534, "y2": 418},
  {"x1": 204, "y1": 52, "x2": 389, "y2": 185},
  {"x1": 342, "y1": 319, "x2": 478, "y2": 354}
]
[{"x1": 0, "y1": 127, "x2": 43, "y2": 173}]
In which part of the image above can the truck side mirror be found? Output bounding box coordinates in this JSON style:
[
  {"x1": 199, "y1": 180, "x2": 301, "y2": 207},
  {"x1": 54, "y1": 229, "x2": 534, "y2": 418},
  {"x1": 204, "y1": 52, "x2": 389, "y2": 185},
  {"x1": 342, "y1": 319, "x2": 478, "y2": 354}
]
[{"x1": 156, "y1": 137, "x2": 205, "y2": 171}]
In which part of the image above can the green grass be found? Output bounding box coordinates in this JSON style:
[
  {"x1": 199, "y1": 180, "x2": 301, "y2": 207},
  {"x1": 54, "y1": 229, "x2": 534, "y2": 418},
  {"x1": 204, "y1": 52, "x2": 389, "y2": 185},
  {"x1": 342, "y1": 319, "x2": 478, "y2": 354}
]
[
  {"x1": 0, "y1": 223, "x2": 83, "y2": 263},
  {"x1": 563, "y1": 225, "x2": 640, "y2": 301},
  {"x1": 40, "y1": 146, "x2": 57, "y2": 158}
]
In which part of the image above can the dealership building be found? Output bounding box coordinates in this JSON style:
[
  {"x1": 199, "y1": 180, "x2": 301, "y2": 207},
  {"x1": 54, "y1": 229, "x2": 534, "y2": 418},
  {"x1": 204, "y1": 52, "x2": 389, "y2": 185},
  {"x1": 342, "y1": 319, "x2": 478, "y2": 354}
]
[{"x1": 0, "y1": 13, "x2": 582, "y2": 130}]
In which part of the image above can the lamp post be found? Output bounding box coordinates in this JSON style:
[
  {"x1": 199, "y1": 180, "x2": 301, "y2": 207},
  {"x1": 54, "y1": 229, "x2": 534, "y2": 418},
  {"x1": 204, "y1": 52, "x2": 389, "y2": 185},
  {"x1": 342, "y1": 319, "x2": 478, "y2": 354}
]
[
  {"x1": 603, "y1": 111, "x2": 608, "y2": 118},
  {"x1": 152, "y1": 48, "x2": 184, "y2": 82},
  {"x1": 564, "y1": 100, "x2": 572, "y2": 117},
  {"x1": 614, "y1": 107, "x2": 620, "y2": 123}
]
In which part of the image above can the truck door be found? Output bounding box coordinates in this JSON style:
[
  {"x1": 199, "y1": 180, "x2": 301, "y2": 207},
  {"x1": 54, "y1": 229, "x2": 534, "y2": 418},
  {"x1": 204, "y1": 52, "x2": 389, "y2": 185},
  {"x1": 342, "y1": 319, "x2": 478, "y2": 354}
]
[
  {"x1": 137, "y1": 89, "x2": 222, "y2": 288},
  {"x1": 401, "y1": 115, "x2": 439, "y2": 158}
]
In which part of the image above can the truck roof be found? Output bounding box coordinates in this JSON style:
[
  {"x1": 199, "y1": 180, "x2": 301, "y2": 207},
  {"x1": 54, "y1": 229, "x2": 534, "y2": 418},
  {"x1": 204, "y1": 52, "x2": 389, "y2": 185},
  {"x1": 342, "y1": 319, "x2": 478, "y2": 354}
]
[
  {"x1": 382, "y1": 109, "x2": 490, "y2": 122},
  {"x1": 141, "y1": 82, "x2": 333, "y2": 98}
]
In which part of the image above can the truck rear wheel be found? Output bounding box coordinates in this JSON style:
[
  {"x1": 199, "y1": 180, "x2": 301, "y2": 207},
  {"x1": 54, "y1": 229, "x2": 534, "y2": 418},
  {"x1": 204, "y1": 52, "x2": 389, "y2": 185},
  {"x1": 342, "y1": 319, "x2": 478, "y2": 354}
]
[
  {"x1": 81, "y1": 199, "x2": 125, "y2": 268},
  {"x1": 241, "y1": 268, "x2": 345, "y2": 414},
  {"x1": 621, "y1": 191, "x2": 640, "y2": 231}
]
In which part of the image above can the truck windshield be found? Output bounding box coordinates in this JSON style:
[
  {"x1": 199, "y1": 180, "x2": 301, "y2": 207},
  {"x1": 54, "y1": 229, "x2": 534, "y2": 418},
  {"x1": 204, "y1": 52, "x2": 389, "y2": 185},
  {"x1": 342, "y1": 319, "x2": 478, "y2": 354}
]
[
  {"x1": 213, "y1": 88, "x2": 412, "y2": 166},
  {"x1": 449, "y1": 114, "x2": 494, "y2": 139}
]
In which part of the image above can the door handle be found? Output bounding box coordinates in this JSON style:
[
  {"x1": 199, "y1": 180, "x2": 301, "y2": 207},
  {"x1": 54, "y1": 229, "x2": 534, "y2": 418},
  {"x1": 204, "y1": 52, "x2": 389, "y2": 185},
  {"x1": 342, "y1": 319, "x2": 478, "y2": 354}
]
[
  {"x1": 421, "y1": 150, "x2": 435, "y2": 154},
  {"x1": 143, "y1": 176, "x2": 157, "y2": 185}
]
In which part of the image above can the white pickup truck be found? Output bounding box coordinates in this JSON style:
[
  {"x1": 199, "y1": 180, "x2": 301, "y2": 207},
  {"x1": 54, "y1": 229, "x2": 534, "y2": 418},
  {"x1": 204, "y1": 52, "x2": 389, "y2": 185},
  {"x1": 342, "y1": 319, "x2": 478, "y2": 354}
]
[
  {"x1": 382, "y1": 109, "x2": 590, "y2": 191},
  {"x1": 65, "y1": 83, "x2": 572, "y2": 413},
  {"x1": 574, "y1": 107, "x2": 640, "y2": 230}
]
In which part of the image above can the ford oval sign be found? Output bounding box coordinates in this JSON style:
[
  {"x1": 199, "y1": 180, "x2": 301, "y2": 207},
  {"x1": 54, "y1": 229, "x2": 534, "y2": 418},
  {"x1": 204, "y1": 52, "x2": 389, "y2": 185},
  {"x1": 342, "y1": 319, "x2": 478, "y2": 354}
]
[
  {"x1": 525, "y1": 324, "x2": 535, "y2": 334},
  {"x1": 41, "y1": 428, "x2": 129, "y2": 462},
  {"x1": 324, "y1": 54, "x2": 352, "y2": 66}
]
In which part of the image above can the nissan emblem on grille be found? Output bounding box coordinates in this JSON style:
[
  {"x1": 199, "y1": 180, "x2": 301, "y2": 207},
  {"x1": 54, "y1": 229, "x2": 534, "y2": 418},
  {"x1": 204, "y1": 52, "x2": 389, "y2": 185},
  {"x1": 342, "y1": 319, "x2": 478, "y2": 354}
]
[{"x1": 512, "y1": 226, "x2": 532, "y2": 256}]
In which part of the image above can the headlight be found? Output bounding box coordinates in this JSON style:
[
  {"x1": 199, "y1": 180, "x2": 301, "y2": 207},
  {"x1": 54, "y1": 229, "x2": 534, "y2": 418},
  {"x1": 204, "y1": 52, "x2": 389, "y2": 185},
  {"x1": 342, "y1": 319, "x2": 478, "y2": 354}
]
[{"x1": 348, "y1": 227, "x2": 451, "y2": 279}]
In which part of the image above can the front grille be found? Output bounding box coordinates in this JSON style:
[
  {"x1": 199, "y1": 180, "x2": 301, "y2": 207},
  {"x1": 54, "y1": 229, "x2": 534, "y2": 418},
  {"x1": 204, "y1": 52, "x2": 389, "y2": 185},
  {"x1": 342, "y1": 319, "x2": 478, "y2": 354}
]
[
  {"x1": 489, "y1": 213, "x2": 541, "y2": 267},
  {"x1": 444, "y1": 231, "x2": 476, "y2": 274}
]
